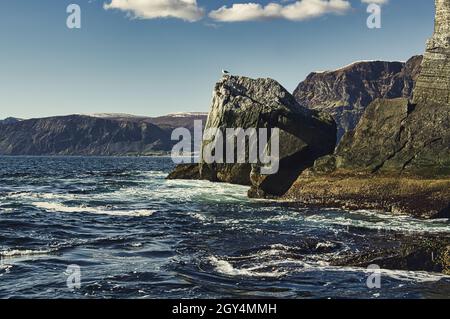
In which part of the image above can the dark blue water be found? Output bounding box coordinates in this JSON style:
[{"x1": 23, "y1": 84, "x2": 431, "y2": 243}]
[{"x1": 0, "y1": 156, "x2": 449, "y2": 299}]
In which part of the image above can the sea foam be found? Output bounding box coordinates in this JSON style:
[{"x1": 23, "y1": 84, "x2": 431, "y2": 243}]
[{"x1": 33, "y1": 202, "x2": 155, "y2": 217}]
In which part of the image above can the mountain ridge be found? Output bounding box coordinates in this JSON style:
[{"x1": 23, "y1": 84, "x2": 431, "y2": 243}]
[
  {"x1": 293, "y1": 56, "x2": 423, "y2": 141},
  {"x1": 0, "y1": 113, "x2": 207, "y2": 156}
]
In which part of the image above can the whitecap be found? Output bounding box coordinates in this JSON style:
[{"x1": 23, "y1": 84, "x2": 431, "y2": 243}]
[
  {"x1": 315, "y1": 241, "x2": 337, "y2": 249},
  {"x1": 330, "y1": 265, "x2": 450, "y2": 283},
  {"x1": 0, "y1": 208, "x2": 14, "y2": 214},
  {"x1": 208, "y1": 256, "x2": 288, "y2": 278},
  {"x1": 0, "y1": 248, "x2": 53, "y2": 257},
  {"x1": 6, "y1": 191, "x2": 76, "y2": 201},
  {"x1": 191, "y1": 213, "x2": 214, "y2": 223},
  {"x1": 139, "y1": 171, "x2": 168, "y2": 179},
  {"x1": 163, "y1": 179, "x2": 249, "y2": 203},
  {"x1": 0, "y1": 263, "x2": 13, "y2": 275},
  {"x1": 33, "y1": 202, "x2": 155, "y2": 217},
  {"x1": 305, "y1": 210, "x2": 450, "y2": 234},
  {"x1": 208, "y1": 247, "x2": 450, "y2": 283}
]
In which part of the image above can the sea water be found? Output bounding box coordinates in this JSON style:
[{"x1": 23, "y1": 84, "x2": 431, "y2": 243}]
[{"x1": 0, "y1": 156, "x2": 449, "y2": 298}]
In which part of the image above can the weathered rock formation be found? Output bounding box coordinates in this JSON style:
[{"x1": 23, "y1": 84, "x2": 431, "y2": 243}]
[
  {"x1": 285, "y1": 0, "x2": 450, "y2": 218},
  {"x1": 293, "y1": 56, "x2": 423, "y2": 141},
  {"x1": 413, "y1": 0, "x2": 450, "y2": 105},
  {"x1": 318, "y1": 0, "x2": 450, "y2": 177},
  {"x1": 170, "y1": 0, "x2": 449, "y2": 218},
  {"x1": 331, "y1": 233, "x2": 450, "y2": 275},
  {"x1": 169, "y1": 75, "x2": 337, "y2": 197},
  {"x1": 284, "y1": 174, "x2": 450, "y2": 218},
  {"x1": 167, "y1": 163, "x2": 200, "y2": 180},
  {"x1": 325, "y1": 97, "x2": 450, "y2": 176}
]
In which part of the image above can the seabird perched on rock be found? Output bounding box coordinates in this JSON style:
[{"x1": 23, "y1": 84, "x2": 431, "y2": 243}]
[{"x1": 222, "y1": 69, "x2": 230, "y2": 75}]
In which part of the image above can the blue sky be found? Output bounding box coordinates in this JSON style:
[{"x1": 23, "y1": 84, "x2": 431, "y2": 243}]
[{"x1": 0, "y1": 0, "x2": 435, "y2": 119}]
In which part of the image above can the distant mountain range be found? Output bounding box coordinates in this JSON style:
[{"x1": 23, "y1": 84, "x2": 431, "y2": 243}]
[
  {"x1": 0, "y1": 56, "x2": 425, "y2": 155},
  {"x1": 0, "y1": 117, "x2": 22, "y2": 125},
  {"x1": 0, "y1": 113, "x2": 207, "y2": 156},
  {"x1": 294, "y1": 56, "x2": 423, "y2": 141}
]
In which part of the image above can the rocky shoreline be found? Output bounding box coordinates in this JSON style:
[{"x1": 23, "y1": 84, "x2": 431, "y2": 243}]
[
  {"x1": 330, "y1": 233, "x2": 450, "y2": 275},
  {"x1": 168, "y1": 0, "x2": 450, "y2": 273},
  {"x1": 282, "y1": 174, "x2": 450, "y2": 219},
  {"x1": 169, "y1": 167, "x2": 450, "y2": 219}
]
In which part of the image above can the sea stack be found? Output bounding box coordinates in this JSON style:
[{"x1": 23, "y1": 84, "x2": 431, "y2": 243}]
[
  {"x1": 413, "y1": 0, "x2": 450, "y2": 105},
  {"x1": 168, "y1": 75, "x2": 337, "y2": 197}
]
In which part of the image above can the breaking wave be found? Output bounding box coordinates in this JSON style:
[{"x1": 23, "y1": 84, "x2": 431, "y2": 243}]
[
  {"x1": 0, "y1": 248, "x2": 55, "y2": 258},
  {"x1": 33, "y1": 202, "x2": 155, "y2": 217}
]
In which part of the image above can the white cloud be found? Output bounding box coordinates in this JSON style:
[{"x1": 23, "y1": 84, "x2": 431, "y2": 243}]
[
  {"x1": 103, "y1": 0, "x2": 204, "y2": 22},
  {"x1": 103, "y1": 0, "x2": 384, "y2": 24},
  {"x1": 209, "y1": 0, "x2": 352, "y2": 22}
]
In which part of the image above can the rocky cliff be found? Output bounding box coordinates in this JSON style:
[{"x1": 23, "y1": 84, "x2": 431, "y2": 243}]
[
  {"x1": 413, "y1": 0, "x2": 450, "y2": 105},
  {"x1": 285, "y1": 0, "x2": 450, "y2": 218},
  {"x1": 321, "y1": 0, "x2": 450, "y2": 177},
  {"x1": 169, "y1": 75, "x2": 337, "y2": 197},
  {"x1": 293, "y1": 56, "x2": 423, "y2": 141},
  {"x1": 0, "y1": 113, "x2": 207, "y2": 156},
  {"x1": 327, "y1": 97, "x2": 450, "y2": 176}
]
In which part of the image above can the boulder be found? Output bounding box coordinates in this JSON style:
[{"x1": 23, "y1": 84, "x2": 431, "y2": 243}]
[
  {"x1": 169, "y1": 75, "x2": 337, "y2": 197},
  {"x1": 331, "y1": 234, "x2": 450, "y2": 274},
  {"x1": 167, "y1": 164, "x2": 200, "y2": 180}
]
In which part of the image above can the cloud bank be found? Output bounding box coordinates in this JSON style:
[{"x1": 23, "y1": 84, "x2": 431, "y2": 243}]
[
  {"x1": 103, "y1": 0, "x2": 387, "y2": 23},
  {"x1": 209, "y1": 0, "x2": 352, "y2": 22},
  {"x1": 103, "y1": 0, "x2": 204, "y2": 22}
]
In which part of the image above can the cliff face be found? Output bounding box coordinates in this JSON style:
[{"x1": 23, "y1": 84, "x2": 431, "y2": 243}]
[
  {"x1": 326, "y1": 0, "x2": 450, "y2": 177},
  {"x1": 413, "y1": 0, "x2": 450, "y2": 105},
  {"x1": 287, "y1": 94, "x2": 450, "y2": 216},
  {"x1": 286, "y1": 0, "x2": 450, "y2": 218},
  {"x1": 331, "y1": 98, "x2": 450, "y2": 177},
  {"x1": 293, "y1": 56, "x2": 423, "y2": 141},
  {"x1": 169, "y1": 75, "x2": 337, "y2": 197}
]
